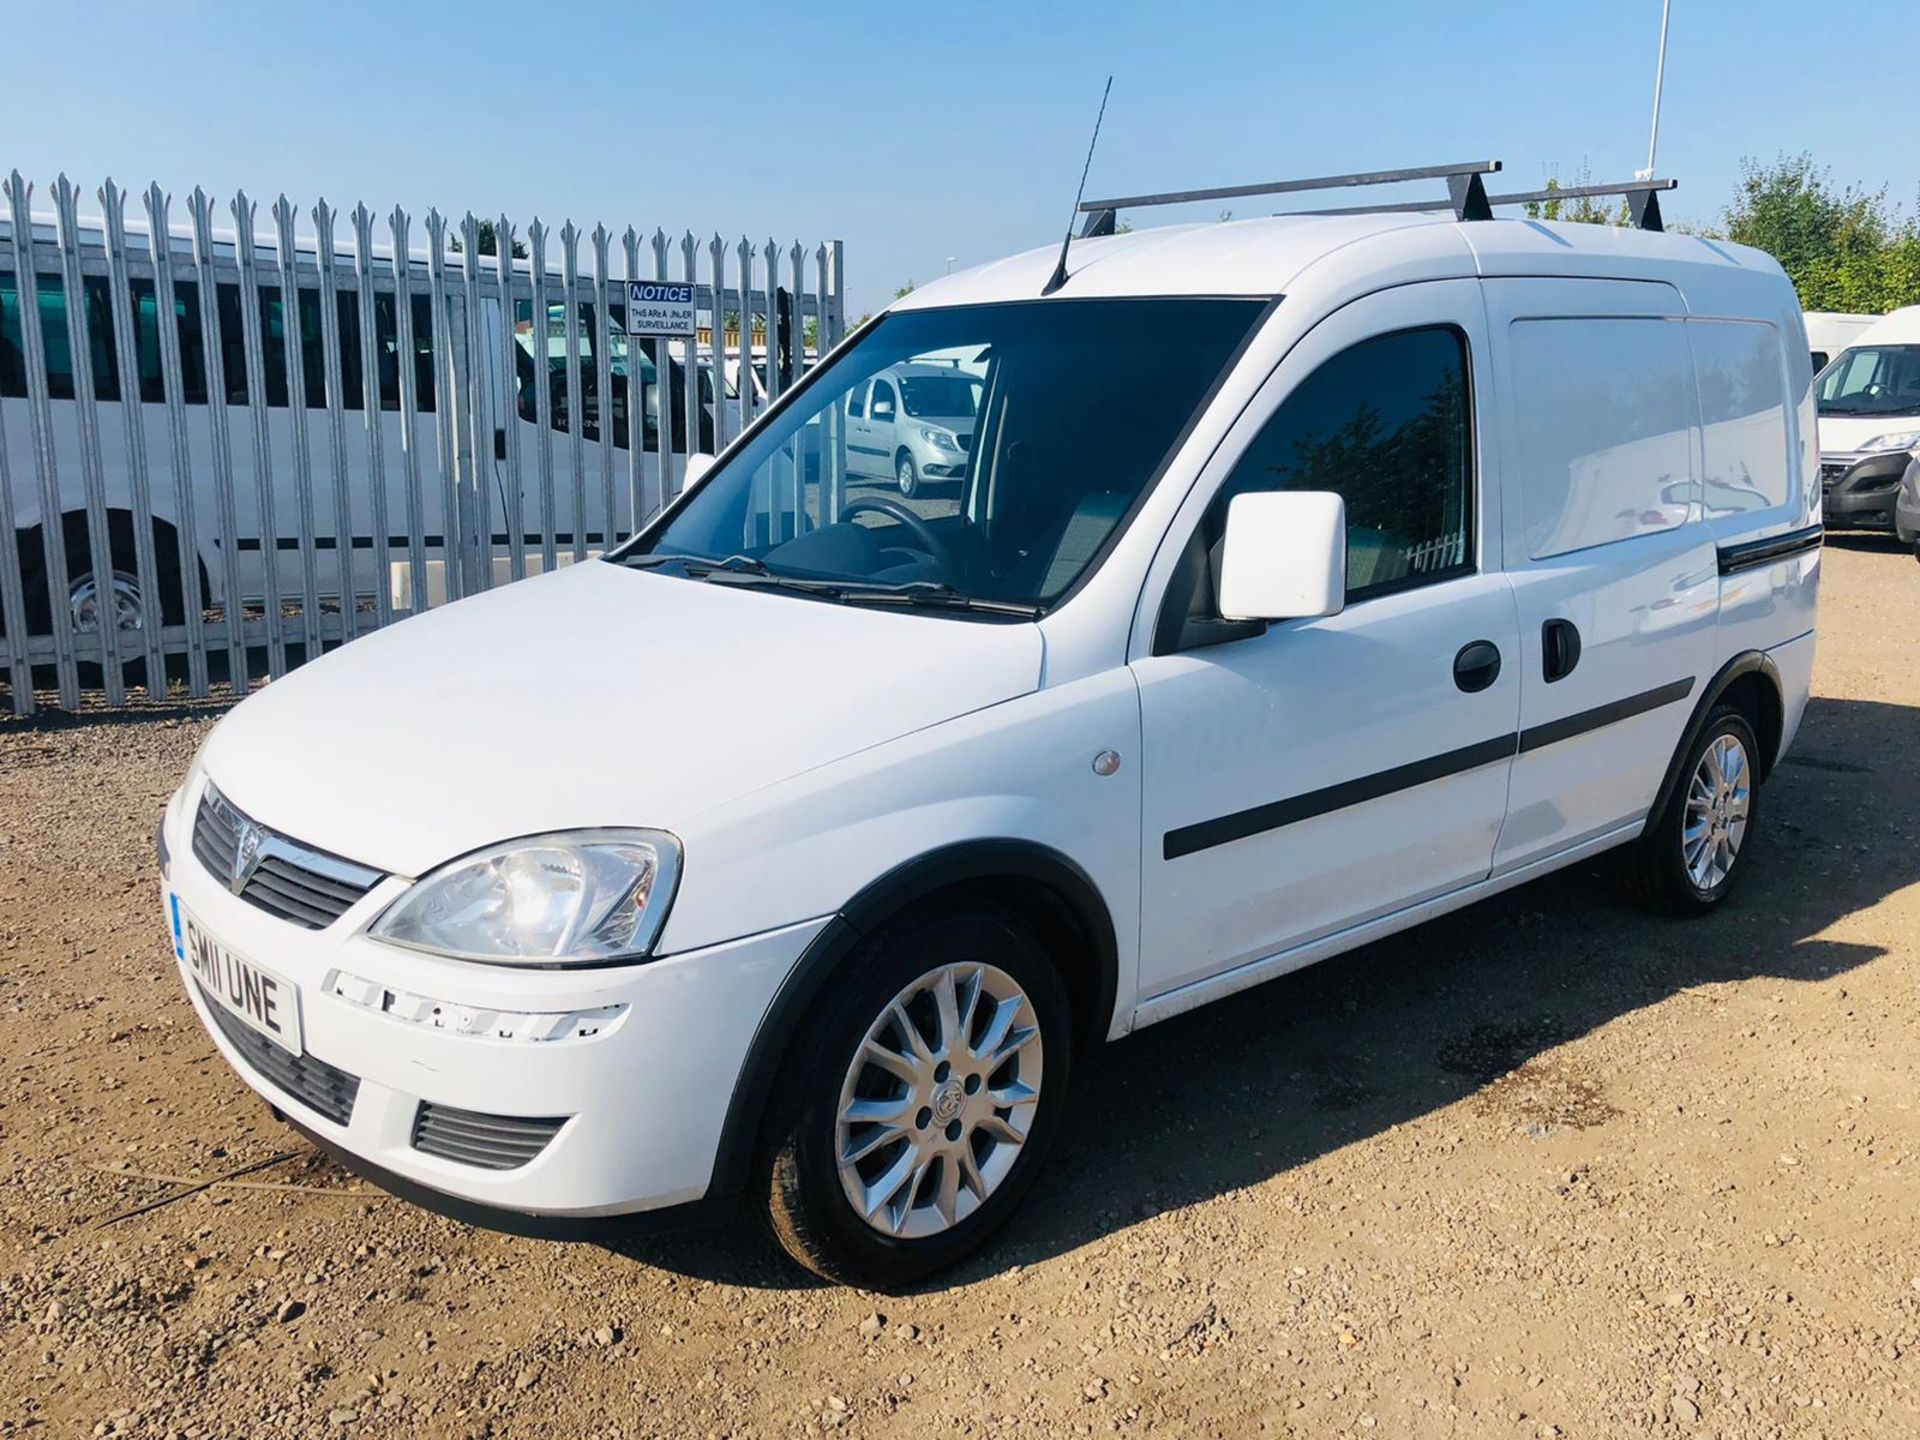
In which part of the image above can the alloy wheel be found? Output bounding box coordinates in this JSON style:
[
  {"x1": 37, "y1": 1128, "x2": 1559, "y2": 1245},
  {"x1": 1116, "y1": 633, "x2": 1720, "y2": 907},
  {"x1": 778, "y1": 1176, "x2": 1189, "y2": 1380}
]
[
  {"x1": 1682, "y1": 732, "x2": 1751, "y2": 890},
  {"x1": 834, "y1": 962, "x2": 1043, "y2": 1239},
  {"x1": 69, "y1": 570, "x2": 145, "y2": 635}
]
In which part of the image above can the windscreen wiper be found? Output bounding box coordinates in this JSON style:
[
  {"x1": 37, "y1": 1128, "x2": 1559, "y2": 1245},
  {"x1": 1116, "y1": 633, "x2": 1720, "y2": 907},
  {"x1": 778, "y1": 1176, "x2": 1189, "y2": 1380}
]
[{"x1": 831, "y1": 580, "x2": 1042, "y2": 618}]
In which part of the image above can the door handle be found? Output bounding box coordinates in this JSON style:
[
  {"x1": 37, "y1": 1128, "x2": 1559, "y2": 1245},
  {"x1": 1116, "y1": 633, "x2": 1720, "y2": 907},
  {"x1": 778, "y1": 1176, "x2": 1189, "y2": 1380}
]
[
  {"x1": 1453, "y1": 639, "x2": 1503, "y2": 693},
  {"x1": 1542, "y1": 618, "x2": 1582, "y2": 683}
]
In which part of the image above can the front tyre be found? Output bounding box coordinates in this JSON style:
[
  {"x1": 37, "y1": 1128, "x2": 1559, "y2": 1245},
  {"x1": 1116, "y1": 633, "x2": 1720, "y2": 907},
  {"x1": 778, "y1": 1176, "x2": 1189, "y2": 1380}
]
[
  {"x1": 762, "y1": 906, "x2": 1072, "y2": 1289},
  {"x1": 896, "y1": 451, "x2": 920, "y2": 499},
  {"x1": 1622, "y1": 705, "x2": 1762, "y2": 916}
]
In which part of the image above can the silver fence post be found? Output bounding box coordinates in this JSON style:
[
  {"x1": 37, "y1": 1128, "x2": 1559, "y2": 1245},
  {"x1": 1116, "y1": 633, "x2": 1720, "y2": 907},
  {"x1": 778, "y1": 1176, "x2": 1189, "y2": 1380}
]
[
  {"x1": 312, "y1": 200, "x2": 358, "y2": 645},
  {"x1": 827, "y1": 239, "x2": 847, "y2": 346},
  {"x1": 50, "y1": 177, "x2": 123, "y2": 702},
  {"x1": 459, "y1": 213, "x2": 490, "y2": 595},
  {"x1": 144, "y1": 184, "x2": 210, "y2": 697},
  {"x1": 230, "y1": 190, "x2": 288, "y2": 680},
  {"x1": 591, "y1": 224, "x2": 616, "y2": 547},
  {"x1": 559, "y1": 222, "x2": 585, "y2": 564},
  {"x1": 621, "y1": 228, "x2": 646, "y2": 529},
  {"x1": 271, "y1": 196, "x2": 322, "y2": 662},
  {"x1": 0, "y1": 263, "x2": 29, "y2": 712},
  {"x1": 353, "y1": 204, "x2": 394, "y2": 629},
  {"x1": 707, "y1": 233, "x2": 727, "y2": 450},
  {"x1": 187, "y1": 187, "x2": 250, "y2": 693},
  {"x1": 422, "y1": 210, "x2": 465, "y2": 603},
  {"x1": 650, "y1": 228, "x2": 675, "y2": 524},
  {"x1": 390, "y1": 207, "x2": 429, "y2": 612},
  {"x1": 527, "y1": 219, "x2": 557, "y2": 576},
  {"x1": 99, "y1": 179, "x2": 169, "y2": 689},
  {"x1": 679, "y1": 230, "x2": 700, "y2": 491},
  {"x1": 492, "y1": 214, "x2": 524, "y2": 586}
]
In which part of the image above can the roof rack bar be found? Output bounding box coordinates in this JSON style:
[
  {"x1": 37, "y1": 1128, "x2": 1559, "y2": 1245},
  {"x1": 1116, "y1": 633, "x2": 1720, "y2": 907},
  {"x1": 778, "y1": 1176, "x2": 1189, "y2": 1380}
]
[
  {"x1": 1077, "y1": 160, "x2": 1502, "y2": 217},
  {"x1": 1287, "y1": 177, "x2": 1677, "y2": 231}
]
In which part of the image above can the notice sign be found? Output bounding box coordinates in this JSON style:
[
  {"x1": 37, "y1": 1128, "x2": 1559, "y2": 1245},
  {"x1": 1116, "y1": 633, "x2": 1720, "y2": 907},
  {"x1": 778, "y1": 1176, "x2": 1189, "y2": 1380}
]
[{"x1": 626, "y1": 280, "x2": 697, "y2": 336}]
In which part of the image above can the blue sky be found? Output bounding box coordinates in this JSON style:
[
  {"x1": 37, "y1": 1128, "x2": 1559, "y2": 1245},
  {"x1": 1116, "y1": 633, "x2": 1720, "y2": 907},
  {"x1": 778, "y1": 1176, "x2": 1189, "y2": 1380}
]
[{"x1": 6, "y1": 1, "x2": 1917, "y2": 316}]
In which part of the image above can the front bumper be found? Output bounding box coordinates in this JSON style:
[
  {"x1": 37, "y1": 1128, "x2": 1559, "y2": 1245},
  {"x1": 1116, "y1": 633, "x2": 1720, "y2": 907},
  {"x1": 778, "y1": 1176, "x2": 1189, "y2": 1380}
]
[
  {"x1": 158, "y1": 777, "x2": 826, "y2": 1220},
  {"x1": 1820, "y1": 451, "x2": 1909, "y2": 528}
]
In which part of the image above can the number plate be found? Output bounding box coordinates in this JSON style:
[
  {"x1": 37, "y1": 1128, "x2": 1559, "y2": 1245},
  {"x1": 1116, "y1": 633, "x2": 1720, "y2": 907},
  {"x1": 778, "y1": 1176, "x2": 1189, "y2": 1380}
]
[{"x1": 172, "y1": 895, "x2": 304, "y2": 1056}]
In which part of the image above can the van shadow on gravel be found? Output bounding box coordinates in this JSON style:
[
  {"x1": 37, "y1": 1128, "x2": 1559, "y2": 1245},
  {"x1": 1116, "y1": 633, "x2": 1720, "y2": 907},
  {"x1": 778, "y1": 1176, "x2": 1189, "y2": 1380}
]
[{"x1": 620, "y1": 693, "x2": 1920, "y2": 1290}]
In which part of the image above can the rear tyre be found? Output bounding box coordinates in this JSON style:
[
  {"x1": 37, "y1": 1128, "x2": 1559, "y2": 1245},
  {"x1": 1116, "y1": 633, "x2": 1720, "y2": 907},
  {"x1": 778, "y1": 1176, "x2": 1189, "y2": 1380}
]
[
  {"x1": 9, "y1": 515, "x2": 191, "y2": 693},
  {"x1": 761, "y1": 904, "x2": 1072, "y2": 1290},
  {"x1": 1621, "y1": 705, "x2": 1762, "y2": 917},
  {"x1": 895, "y1": 452, "x2": 920, "y2": 500}
]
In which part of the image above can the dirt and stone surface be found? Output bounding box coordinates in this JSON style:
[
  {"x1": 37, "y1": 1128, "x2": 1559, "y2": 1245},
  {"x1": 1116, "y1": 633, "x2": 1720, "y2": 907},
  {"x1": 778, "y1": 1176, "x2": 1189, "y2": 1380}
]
[{"x1": 2, "y1": 538, "x2": 1917, "y2": 1439}]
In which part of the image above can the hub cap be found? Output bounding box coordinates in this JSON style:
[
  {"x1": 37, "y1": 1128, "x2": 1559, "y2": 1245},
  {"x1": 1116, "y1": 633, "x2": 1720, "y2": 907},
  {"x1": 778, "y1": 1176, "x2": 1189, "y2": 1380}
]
[
  {"x1": 835, "y1": 962, "x2": 1043, "y2": 1239},
  {"x1": 1683, "y1": 733, "x2": 1751, "y2": 890},
  {"x1": 69, "y1": 571, "x2": 144, "y2": 635}
]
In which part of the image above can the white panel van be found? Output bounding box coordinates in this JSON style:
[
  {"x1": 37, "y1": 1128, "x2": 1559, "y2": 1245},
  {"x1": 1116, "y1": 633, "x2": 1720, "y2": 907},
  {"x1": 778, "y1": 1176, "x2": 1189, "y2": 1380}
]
[
  {"x1": 158, "y1": 175, "x2": 1819, "y2": 1288},
  {"x1": 1813, "y1": 304, "x2": 1920, "y2": 531}
]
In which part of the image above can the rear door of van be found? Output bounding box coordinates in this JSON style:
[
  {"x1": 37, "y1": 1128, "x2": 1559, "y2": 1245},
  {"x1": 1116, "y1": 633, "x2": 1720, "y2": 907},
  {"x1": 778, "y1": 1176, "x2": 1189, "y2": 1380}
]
[{"x1": 1482, "y1": 278, "x2": 1717, "y2": 872}]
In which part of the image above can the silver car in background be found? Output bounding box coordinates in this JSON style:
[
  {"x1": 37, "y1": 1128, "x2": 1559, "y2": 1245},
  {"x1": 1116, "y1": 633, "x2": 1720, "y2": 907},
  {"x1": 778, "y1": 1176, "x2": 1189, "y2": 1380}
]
[{"x1": 844, "y1": 361, "x2": 981, "y2": 496}]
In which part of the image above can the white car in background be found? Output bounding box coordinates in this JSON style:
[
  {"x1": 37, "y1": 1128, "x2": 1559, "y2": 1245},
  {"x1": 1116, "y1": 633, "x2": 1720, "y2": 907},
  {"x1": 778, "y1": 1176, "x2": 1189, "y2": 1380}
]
[
  {"x1": 843, "y1": 361, "x2": 980, "y2": 496},
  {"x1": 160, "y1": 186, "x2": 1819, "y2": 1289}
]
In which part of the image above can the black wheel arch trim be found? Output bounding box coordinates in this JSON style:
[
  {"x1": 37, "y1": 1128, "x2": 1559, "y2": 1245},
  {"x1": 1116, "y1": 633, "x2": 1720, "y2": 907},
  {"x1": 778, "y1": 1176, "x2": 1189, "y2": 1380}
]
[
  {"x1": 705, "y1": 838, "x2": 1120, "y2": 1199},
  {"x1": 1646, "y1": 649, "x2": 1786, "y2": 828}
]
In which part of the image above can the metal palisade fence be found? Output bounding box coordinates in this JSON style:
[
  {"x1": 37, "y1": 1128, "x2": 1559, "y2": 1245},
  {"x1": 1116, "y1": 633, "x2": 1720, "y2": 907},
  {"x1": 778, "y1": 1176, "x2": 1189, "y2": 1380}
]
[{"x1": 0, "y1": 171, "x2": 846, "y2": 715}]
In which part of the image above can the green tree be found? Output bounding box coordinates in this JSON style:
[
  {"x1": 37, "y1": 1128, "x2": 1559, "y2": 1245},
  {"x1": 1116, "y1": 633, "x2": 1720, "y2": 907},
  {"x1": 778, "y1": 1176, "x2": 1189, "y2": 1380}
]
[
  {"x1": 1524, "y1": 167, "x2": 1629, "y2": 227},
  {"x1": 449, "y1": 218, "x2": 528, "y2": 259},
  {"x1": 1723, "y1": 154, "x2": 1920, "y2": 312}
]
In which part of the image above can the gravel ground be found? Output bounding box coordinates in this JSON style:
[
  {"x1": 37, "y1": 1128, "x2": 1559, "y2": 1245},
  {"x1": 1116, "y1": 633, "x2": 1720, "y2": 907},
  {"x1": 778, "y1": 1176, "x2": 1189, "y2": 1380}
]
[{"x1": 2, "y1": 538, "x2": 1917, "y2": 1440}]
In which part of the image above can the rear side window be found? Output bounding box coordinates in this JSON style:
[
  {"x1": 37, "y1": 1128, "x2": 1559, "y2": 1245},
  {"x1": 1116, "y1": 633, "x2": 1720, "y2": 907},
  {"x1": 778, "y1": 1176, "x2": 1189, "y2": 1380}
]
[
  {"x1": 1211, "y1": 325, "x2": 1474, "y2": 600},
  {"x1": 1508, "y1": 317, "x2": 1695, "y2": 559},
  {"x1": 1689, "y1": 319, "x2": 1790, "y2": 516}
]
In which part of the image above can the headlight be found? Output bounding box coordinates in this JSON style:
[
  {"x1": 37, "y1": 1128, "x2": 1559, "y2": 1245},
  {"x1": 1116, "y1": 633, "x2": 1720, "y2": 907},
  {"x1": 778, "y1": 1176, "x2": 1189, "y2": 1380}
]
[
  {"x1": 1859, "y1": 430, "x2": 1920, "y2": 454},
  {"x1": 919, "y1": 426, "x2": 962, "y2": 452},
  {"x1": 370, "y1": 829, "x2": 681, "y2": 966}
]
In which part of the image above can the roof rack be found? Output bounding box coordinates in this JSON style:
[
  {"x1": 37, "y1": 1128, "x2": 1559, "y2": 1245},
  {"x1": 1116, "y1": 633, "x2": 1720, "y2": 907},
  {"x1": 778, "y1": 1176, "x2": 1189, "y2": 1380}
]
[{"x1": 1076, "y1": 161, "x2": 1677, "y2": 236}]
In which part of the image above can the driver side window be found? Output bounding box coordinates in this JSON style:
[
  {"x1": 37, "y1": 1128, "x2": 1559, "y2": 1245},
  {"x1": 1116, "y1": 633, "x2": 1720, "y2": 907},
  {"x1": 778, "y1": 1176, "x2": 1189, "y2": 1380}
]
[
  {"x1": 1158, "y1": 324, "x2": 1474, "y2": 651},
  {"x1": 870, "y1": 379, "x2": 897, "y2": 422}
]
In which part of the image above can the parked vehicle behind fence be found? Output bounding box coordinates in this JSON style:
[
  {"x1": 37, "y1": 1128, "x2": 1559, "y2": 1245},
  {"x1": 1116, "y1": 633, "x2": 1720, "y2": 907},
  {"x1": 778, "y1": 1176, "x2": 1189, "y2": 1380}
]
[
  {"x1": 158, "y1": 162, "x2": 1819, "y2": 1289},
  {"x1": 0, "y1": 178, "x2": 843, "y2": 713},
  {"x1": 1813, "y1": 304, "x2": 1920, "y2": 532}
]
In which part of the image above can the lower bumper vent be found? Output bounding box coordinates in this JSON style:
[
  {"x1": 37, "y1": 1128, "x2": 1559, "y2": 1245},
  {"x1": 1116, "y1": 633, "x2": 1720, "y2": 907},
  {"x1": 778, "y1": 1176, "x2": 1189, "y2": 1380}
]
[
  {"x1": 197, "y1": 984, "x2": 360, "y2": 1126},
  {"x1": 411, "y1": 1103, "x2": 567, "y2": 1170}
]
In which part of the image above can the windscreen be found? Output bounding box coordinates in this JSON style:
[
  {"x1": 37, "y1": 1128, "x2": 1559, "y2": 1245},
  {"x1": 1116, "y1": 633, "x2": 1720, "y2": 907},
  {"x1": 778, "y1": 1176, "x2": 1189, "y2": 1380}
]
[
  {"x1": 900, "y1": 375, "x2": 981, "y2": 418},
  {"x1": 1817, "y1": 344, "x2": 1920, "y2": 418},
  {"x1": 619, "y1": 297, "x2": 1263, "y2": 614}
]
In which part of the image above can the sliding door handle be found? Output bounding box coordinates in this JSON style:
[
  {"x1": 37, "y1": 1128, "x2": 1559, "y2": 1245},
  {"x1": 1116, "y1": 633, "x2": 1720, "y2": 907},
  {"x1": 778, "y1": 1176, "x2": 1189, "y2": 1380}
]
[{"x1": 1542, "y1": 618, "x2": 1582, "y2": 683}]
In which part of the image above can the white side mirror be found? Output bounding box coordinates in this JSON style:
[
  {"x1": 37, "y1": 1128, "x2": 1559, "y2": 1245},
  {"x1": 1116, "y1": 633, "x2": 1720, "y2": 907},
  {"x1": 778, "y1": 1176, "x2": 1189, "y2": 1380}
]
[
  {"x1": 684, "y1": 452, "x2": 716, "y2": 488},
  {"x1": 1217, "y1": 491, "x2": 1347, "y2": 622}
]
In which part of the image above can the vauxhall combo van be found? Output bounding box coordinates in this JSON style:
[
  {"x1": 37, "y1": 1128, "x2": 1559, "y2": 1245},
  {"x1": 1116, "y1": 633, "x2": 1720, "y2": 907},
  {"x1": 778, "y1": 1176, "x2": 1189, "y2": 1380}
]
[{"x1": 159, "y1": 171, "x2": 1820, "y2": 1287}]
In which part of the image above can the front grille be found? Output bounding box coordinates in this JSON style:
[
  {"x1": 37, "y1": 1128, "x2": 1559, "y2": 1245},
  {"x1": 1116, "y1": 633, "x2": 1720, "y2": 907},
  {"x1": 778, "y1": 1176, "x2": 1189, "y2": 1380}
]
[
  {"x1": 956, "y1": 432, "x2": 973, "y2": 452},
  {"x1": 198, "y1": 983, "x2": 360, "y2": 1126},
  {"x1": 412, "y1": 1103, "x2": 567, "y2": 1170},
  {"x1": 193, "y1": 785, "x2": 384, "y2": 930}
]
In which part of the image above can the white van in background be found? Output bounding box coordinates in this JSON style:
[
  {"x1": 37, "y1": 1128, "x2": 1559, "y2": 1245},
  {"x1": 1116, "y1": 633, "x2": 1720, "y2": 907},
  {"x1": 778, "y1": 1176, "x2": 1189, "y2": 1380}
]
[
  {"x1": 0, "y1": 219, "x2": 747, "y2": 653},
  {"x1": 1803, "y1": 311, "x2": 1876, "y2": 372},
  {"x1": 1813, "y1": 304, "x2": 1920, "y2": 530},
  {"x1": 160, "y1": 168, "x2": 1820, "y2": 1288}
]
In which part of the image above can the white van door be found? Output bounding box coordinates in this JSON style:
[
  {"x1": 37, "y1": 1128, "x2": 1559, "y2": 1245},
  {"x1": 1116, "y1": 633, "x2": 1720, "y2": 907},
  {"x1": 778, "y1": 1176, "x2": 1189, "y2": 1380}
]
[
  {"x1": 1131, "y1": 280, "x2": 1517, "y2": 1003},
  {"x1": 1481, "y1": 279, "x2": 1718, "y2": 871}
]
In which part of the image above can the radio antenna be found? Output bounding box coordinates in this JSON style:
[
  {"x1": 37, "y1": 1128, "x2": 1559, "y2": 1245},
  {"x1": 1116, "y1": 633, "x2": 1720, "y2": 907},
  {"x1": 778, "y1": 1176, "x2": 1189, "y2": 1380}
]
[
  {"x1": 1637, "y1": 0, "x2": 1673, "y2": 180},
  {"x1": 1042, "y1": 75, "x2": 1113, "y2": 297}
]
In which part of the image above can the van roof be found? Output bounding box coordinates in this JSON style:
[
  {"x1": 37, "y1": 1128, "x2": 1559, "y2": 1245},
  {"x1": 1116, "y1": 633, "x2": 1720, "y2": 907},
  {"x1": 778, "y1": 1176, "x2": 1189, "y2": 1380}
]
[
  {"x1": 1851, "y1": 305, "x2": 1920, "y2": 346},
  {"x1": 892, "y1": 212, "x2": 1789, "y2": 310}
]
